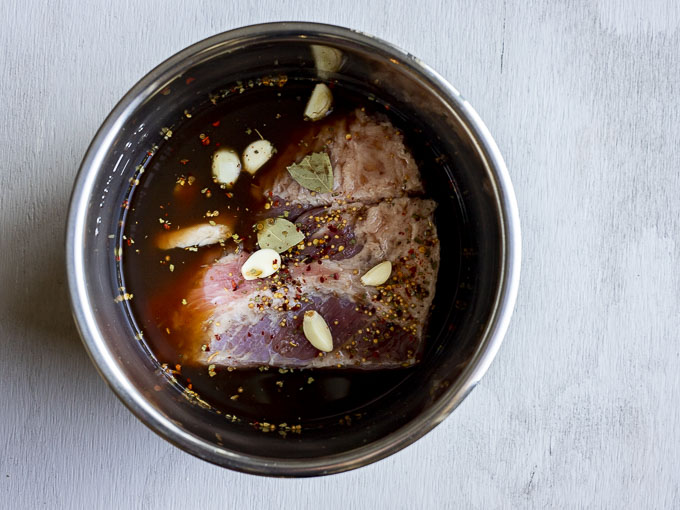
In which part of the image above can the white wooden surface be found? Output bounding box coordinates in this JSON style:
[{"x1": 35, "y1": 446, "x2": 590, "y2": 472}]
[{"x1": 2, "y1": 1, "x2": 679, "y2": 508}]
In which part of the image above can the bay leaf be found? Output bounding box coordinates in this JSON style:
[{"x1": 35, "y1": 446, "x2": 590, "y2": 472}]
[
  {"x1": 286, "y1": 152, "x2": 334, "y2": 193},
  {"x1": 257, "y1": 217, "x2": 305, "y2": 253}
]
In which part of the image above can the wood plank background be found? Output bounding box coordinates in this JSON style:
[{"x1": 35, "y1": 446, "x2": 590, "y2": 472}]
[{"x1": 1, "y1": 1, "x2": 679, "y2": 508}]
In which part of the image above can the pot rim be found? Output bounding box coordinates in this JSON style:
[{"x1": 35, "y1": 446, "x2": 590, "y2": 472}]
[{"x1": 66, "y1": 21, "x2": 521, "y2": 477}]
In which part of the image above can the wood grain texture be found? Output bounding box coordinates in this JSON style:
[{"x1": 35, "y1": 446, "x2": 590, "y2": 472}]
[{"x1": 2, "y1": 0, "x2": 679, "y2": 508}]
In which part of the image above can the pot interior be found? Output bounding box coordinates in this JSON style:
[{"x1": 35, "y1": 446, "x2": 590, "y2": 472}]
[{"x1": 71, "y1": 27, "x2": 504, "y2": 470}]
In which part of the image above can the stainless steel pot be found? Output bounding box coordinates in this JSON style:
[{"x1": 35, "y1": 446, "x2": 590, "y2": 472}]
[{"x1": 66, "y1": 22, "x2": 520, "y2": 476}]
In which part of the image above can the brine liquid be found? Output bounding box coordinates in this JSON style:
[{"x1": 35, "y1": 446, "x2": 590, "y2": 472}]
[{"x1": 121, "y1": 79, "x2": 458, "y2": 426}]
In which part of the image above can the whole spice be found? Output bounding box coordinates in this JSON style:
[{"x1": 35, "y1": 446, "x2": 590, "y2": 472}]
[
  {"x1": 257, "y1": 218, "x2": 305, "y2": 253},
  {"x1": 302, "y1": 310, "x2": 333, "y2": 352},
  {"x1": 286, "y1": 152, "x2": 333, "y2": 193},
  {"x1": 241, "y1": 249, "x2": 282, "y2": 280}
]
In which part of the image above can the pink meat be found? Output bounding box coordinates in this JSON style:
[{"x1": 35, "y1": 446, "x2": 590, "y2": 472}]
[
  {"x1": 267, "y1": 109, "x2": 424, "y2": 208},
  {"x1": 173, "y1": 198, "x2": 440, "y2": 369}
]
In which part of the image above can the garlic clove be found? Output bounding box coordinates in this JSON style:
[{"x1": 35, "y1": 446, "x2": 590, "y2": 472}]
[
  {"x1": 304, "y1": 83, "x2": 333, "y2": 121},
  {"x1": 242, "y1": 139, "x2": 274, "y2": 175},
  {"x1": 241, "y1": 248, "x2": 281, "y2": 280},
  {"x1": 302, "y1": 310, "x2": 333, "y2": 352},
  {"x1": 360, "y1": 260, "x2": 392, "y2": 286},
  {"x1": 212, "y1": 148, "x2": 241, "y2": 187},
  {"x1": 156, "y1": 223, "x2": 231, "y2": 250},
  {"x1": 311, "y1": 45, "x2": 343, "y2": 78}
]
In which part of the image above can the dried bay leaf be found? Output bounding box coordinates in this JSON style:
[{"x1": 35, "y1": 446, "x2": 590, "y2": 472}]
[
  {"x1": 286, "y1": 152, "x2": 334, "y2": 193},
  {"x1": 257, "y1": 217, "x2": 305, "y2": 253}
]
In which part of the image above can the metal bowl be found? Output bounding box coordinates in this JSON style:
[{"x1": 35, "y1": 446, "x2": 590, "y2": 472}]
[{"x1": 66, "y1": 22, "x2": 520, "y2": 476}]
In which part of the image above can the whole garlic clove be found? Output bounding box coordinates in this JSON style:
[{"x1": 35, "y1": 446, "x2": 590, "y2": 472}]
[
  {"x1": 304, "y1": 83, "x2": 333, "y2": 121},
  {"x1": 241, "y1": 248, "x2": 281, "y2": 280},
  {"x1": 242, "y1": 139, "x2": 274, "y2": 175},
  {"x1": 212, "y1": 148, "x2": 241, "y2": 187},
  {"x1": 360, "y1": 261, "x2": 392, "y2": 286},
  {"x1": 311, "y1": 45, "x2": 343, "y2": 79},
  {"x1": 302, "y1": 310, "x2": 333, "y2": 352}
]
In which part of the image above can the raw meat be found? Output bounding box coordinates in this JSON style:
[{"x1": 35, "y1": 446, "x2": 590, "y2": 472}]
[
  {"x1": 173, "y1": 198, "x2": 439, "y2": 369},
  {"x1": 265, "y1": 108, "x2": 424, "y2": 209}
]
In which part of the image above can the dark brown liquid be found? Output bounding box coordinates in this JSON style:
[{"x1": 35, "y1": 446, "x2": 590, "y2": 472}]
[{"x1": 122, "y1": 80, "x2": 455, "y2": 427}]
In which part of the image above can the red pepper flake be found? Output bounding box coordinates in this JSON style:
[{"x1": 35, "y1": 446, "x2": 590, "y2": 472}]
[
  {"x1": 162, "y1": 223, "x2": 170, "y2": 231},
  {"x1": 230, "y1": 280, "x2": 238, "y2": 291},
  {"x1": 179, "y1": 159, "x2": 189, "y2": 165},
  {"x1": 333, "y1": 273, "x2": 339, "y2": 280},
  {"x1": 319, "y1": 276, "x2": 325, "y2": 283},
  {"x1": 212, "y1": 120, "x2": 221, "y2": 127},
  {"x1": 185, "y1": 77, "x2": 195, "y2": 85},
  {"x1": 201, "y1": 136, "x2": 211, "y2": 146},
  {"x1": 305, "y1": 265, "x2": 311, "y2": 272}
]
